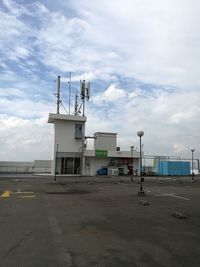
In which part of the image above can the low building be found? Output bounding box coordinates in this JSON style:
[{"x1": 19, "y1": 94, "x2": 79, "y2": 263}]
[{"x1": 48, "y1": 113, "x2": 140, "y2": 176}]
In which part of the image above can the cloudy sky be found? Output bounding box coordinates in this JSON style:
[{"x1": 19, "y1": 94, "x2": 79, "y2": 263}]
[{"x1": 0, "y1": 0, "x2": 200, "y2": 161}]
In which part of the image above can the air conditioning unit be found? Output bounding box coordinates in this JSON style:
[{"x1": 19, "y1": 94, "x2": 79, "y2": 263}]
[{"x1": 108, "y1": 168, "x2": 119, "y2": 176}]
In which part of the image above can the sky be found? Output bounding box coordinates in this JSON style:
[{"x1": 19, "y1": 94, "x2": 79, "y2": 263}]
[{"x1": 0, "y1": 0, "x2": 200, "y2": 161}]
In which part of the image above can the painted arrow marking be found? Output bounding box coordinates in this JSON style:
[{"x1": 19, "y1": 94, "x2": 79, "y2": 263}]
[{"x1": 1, "y1": 191, "x2": 11, "y2": 198}]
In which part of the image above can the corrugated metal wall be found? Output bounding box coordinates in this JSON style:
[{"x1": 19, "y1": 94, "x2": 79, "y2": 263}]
[{"x1": 157, "y1": 161, "x2": 190, "y2": 176}]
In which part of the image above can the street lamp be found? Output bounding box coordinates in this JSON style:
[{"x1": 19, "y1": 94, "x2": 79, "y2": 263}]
[
  {"x1": 191, "y1": 148, "x2": 195, "y2": 181},
  {"x1": 130, "y1": 145, "x2": 134, "y2": 182},
  {"x1": 137, "y1": 131, "x2": 145, "y2": 196},
  {"x1": 54, "y1": 144, "x2": 59, "y2": 182}
]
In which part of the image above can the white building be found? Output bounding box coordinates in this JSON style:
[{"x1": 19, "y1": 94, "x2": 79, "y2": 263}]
[{"x1": 48, "y1": 113, "x2": 140, "y2": 176}]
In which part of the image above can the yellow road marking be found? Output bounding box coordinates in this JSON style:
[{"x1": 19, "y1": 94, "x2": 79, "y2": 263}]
[
  {"x1": 1, "y1": 191, "x2": 11, "y2": 198},
  {"x1": 1, "y1": 191, "x2": 35, "y2": 198}
]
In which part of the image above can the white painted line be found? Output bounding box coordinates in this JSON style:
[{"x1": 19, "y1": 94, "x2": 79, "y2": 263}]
[
  {"x1": 167, "y1": 194, "x2": 190, "y2": 201},
  {"x1": 14, "y1": 191, "x2": 34, "y2": 194},
  {"x1": 18, "y1": 195, "x2": 35, "y2": 198},
  {"x1": 154, "y1": 192, "x2": 190, "y2": 201},
  {"x1": 154, "y1": 194, "x2": 167, "y2": 197}
]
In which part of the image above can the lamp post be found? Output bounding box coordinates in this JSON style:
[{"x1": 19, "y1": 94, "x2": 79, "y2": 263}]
[
  {"x1": 130, "y1": 145, "x2": 134, "y2": 182},
  {"x1": 191, "y1": 148, "x2": 195, "y2": 181},
  {"x1": 54, "y1": 144, "x2": 59, "y2": 182},
  {"x1": 137, "y1": 131, "x2": 145, "y2": 196}
]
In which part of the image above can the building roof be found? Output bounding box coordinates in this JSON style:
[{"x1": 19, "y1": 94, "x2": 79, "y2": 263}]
[
  {"x1": 48, "y1": 113, "x2": 87, "y2": 123},
  {"x1": 94, "y1": 132, "x2": 117, "y2": 136}
]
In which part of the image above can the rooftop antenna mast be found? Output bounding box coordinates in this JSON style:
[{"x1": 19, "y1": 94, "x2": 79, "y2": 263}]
[
  {"x1": 56, "y1": 75, "x2": 61, "y2": 114},
  {"x1": 74, "y1": 93, "x2": 79, "y2": 115},
  {"x1": 80, "y1": 80, "x2": 90, "y2": 116},
  {"x1": 68, "y1": 72, "x2": 71, "y2": 115}
]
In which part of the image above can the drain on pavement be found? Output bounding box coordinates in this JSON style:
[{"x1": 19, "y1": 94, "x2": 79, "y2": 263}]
[
  {"x1": 172, "y1": 211, "x2": 188, "y2": 219},
  {"x1": 139, "y1": 200, "x2": 150, "y2": 205}
]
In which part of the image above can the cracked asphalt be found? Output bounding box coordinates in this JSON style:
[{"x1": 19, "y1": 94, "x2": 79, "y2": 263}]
[{"x1": 0, "y1": 175, "x2": 200, "y2": 267}]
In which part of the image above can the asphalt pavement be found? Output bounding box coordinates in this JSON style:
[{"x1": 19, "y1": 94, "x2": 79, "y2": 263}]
[{"x1": 1, "y1": 175, "x2": 200, "y2": 267}]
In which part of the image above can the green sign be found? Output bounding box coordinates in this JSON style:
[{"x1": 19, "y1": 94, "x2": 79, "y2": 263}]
[{"x1": 95, "y1": 150, "x2": 108, "y2": 157}]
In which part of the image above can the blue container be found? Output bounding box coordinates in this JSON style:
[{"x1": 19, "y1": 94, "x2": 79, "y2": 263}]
[
  {"x1": 96, "y1": 167, "x2": 107, "y2": 175},
  {"x1": 157, "y1": 161, "x2": 190, "y2": 176}
]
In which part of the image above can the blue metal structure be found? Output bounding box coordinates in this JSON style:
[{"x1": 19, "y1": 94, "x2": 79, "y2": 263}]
[{"x1": 157, "y1": 161, "x2": 190, "y2": 176}]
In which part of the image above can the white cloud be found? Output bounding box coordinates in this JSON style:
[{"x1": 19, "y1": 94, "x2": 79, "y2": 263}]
[
  {"x1": 173, "y1": 144, "x2": 185, "y2": 154},
  {"x1": 92, "y1": 84, "x2": 126, "y2": 104},
  {"x1": 0, "y1": 11, "x2": 27, "y2": 41},
  {"x1": 86, "y1": 85, "x2": 200, "y2": 158},
  {"x1": 63, "y1": 71, "x2": 117, "y2": 83},
  {"x1": 0, "y1": 97, "x2": 54, "y2": 118},
  {"x1": 2, "y1": 0, "x2": 31, "y2": 16},
  {"x1": 2, "y1": 0, "x2": 200, "y2": 88},
  {"x1": 66, "y1": 0, "x2": 200, "y2": 89},
  {"x1": 0, "y1": 87, "x2": 25, "y2": 97},
  {"x1": 0, "y1": 0, "x2": 200, "y2": 161},
  {"x1": 0, "y1": 115, "x2": 53, "y2": 161},
  {"x1": 7, "y1": 46, "x2": 31, "y2": 61}
]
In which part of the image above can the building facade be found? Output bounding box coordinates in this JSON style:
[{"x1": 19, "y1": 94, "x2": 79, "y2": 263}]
[{"x1": 48, "y1": 113, "x2": 140, "y2": 176}]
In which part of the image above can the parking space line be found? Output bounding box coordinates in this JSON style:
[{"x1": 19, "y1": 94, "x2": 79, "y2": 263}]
[
  {"x1": 154, "y1": 192, "x2": 190, "y2": 200},
  {"x1": 18, "y1": 195, "x2": 35, "y2": 198},
  {"x1": 14, "y1": 191, "x2": 34, "y2": 194}
]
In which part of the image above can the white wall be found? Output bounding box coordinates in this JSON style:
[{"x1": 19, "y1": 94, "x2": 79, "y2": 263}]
[
  {"x1": 85, "y1": 157, "x2": 109, "y2": 176},
  {"x1": 0, "y1": 161, "x2": 52, "y2": 173},
  {"x1": 54, "y1": 120, "x2": 85, "y2": 153},
  {"x1": 33, "y1": 160, "x2": 52, "y2": 173},
  {"x1": 94, "y1": 132, "x2": 117, "y2": 150},
  {"x1": 48, "y1": 114, "x2": 86, "y2": 175},
  {"x1": 0, "y1": 161, "x2": 34, "y2": 173}
]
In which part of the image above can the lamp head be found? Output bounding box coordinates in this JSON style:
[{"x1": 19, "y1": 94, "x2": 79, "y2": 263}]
[
  {"x1": 130, "y1": 145, "x2": 134, "y2": 150},
  {"x1": 137, "y1": 130, "x2": 144, "y2": 137},
  {"x1": 191, "y1": 148, "x2": 195, "y2": 153}
]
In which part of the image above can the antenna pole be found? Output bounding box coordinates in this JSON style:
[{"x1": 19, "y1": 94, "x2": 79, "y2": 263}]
[
  {"x1": 56, "y1": 75, "x2": 61, "y2": 114},
  {"x1": 80, "y1": 80, "x2": 86, "y2": 116},
  {"x1": 69, "y1": 72, "x2": 71, "y2": 115},
  {"x1": 83, "y1": 96, "x2": 85, "y2": 116},
  {"x1": 79, "y1": 79, "x2": 90, "y2": 116},
  {"x1": 75, "y1": 93, "x2": 78, "y2": 115}
]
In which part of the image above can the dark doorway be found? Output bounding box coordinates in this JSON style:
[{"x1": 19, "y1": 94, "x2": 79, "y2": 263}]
[{"x1": 61, "y1": 157, "x2": 81, "y2": 174}]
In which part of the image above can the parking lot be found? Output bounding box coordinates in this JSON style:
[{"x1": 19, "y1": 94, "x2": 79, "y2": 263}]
[{"x1": 1, "y1": 175, "x2": 200, "y2": 267}]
